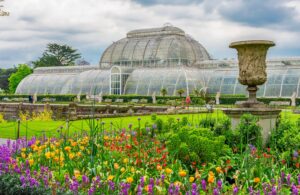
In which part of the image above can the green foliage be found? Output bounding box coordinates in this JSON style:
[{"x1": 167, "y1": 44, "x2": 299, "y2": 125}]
[
  {"x1": 237, "y1": 114, "x2": 263, "y2": 148},
  {"x1": 33, "y1": 43, "x2": 81, "y2": 68},
  {"x1": 176, "y1": 88, "x2": 185, "y2": 97},
  {"x1": 151, "y1": 113, "x2": 157, "y2": 121},
  {"x1": 167, "y1": 126, "x2": 227, "y2": 163},
  {"x1": 8, "y1": 64, "x2": 32, "y2": 93},
  {"x1": 155, "y1": 118, "x2": 164, "y2": 133},
  {"x1": 0, "y1": 67, "x2": 17, "y2": 93},
  {"x1": 0, "y1": 173, "x2": 51, "y2": 195},
  {"x1": 271, "y1": 115, "x2": 300, "y2": 151},
  {"x1": 160, "y1": 88, "x2": 167, "y2": 97}
]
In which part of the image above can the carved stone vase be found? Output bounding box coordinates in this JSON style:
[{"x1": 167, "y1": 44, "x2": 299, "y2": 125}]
[{"x1": 229, "y1": 40, "x2": 275, "y2": 107}]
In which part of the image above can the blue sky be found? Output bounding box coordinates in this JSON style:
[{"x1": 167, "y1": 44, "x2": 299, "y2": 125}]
[{"x1": 0, "y1": 0, "x2": 300, "y2": 68}]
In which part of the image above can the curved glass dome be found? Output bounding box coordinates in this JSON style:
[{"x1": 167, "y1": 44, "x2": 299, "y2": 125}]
[{"x1": 100, "y1": 25, "x2": 211, "y2": 69}]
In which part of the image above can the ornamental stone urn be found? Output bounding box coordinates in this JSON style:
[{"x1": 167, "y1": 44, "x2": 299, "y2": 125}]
[
  {"x1": 229, "y1": 40, "x2": 275, "y2": 107},
  {"x1": 223, "y1": 40, "x2": 281, "y2": 145}
]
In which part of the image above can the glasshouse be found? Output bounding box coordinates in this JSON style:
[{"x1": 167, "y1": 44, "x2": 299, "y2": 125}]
[{"x1": 16, "y1": 25, "x2": 300, "y2": 97}]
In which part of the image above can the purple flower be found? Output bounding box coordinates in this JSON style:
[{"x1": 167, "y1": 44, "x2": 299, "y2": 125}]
[
  {"x1": 146, "y1": 127, "x2": 150, "y2": 132},
  {"x1": 140, "y1": 176, "x2": 145, "y2": 187},
  {"x1": 152, "y1": 124, "x2": 157, "y2": 129},
  {"x1": 271, "y1": 186, "x2": 277, "y2": 195},
  {"x1": 161, "y1": 174, "x2": 165, "y2": 184},
  {"x1": 293, "y1": 150, "x2": 299, "y2": 158},
  {"x1": 298, "y1": 174, "x2": 300, "y2": 185},
  {"x1": 201, "y1": 179, "x2": 206, "y2": 191},
  {"x1": 82, "y1": 175, "x2": 89, "y2": 184},
  {"x1": 287, "y1": 174, "x2": 291, "y2": 186},
  {"x1": 108, "y1": 180, "x2": 115, "y2": 191},
  {"x1": 213, "y1": 188, "x2": 219, "y2": 195},
  {"x1": 233, "y1": 186, "x2": 239, "y2": 195},
  {"x1": 291, "y1": 184, "x2": 299, "y2": 195},
  {"x1": 217, "y1": 179, "x2": 222, "y2": 190},
  {"x1": 88, "y1": 187, "x2": 95, "y2": 195},
  {"x1": 281, "y1": 172, "x2": 285, "y2": 183}
]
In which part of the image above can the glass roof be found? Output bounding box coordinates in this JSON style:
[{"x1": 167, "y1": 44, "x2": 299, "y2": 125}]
[
  {"x1": 100, "y1": 26, "x2": 211, "y2": 69},
  {"x1": 16, "y1": 66, "x2": 300, "y2": 98}
]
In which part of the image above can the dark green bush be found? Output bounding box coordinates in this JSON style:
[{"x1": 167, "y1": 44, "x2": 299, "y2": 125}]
[{"x1": 237, "y1": 114, "x2": 263, "y2": 148}]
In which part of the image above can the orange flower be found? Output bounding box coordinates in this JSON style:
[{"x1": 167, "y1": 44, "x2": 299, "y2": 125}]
[
  {"x1": 64, "y1": 146, "x2": 71, "y2": 152},
  {"x1": 216, "y1": 167, "x2": 222, "y2": 174},
  {"x1": 114, "y1": 163, "x2": 119, "y2": 169},
  {"x1": 179, "y1": 170, "x2": 187, "y2": 177},
  {"x1": 157, "y1": 165, "x2": 162, "y2": 171},
  {"x1": 126, "y1": 177, "x2": 133, "y2": 183},
  {"x1": 45, "y1": 152, "x2": 51, "y2": 159},
  {"x1": 208, "y1": 171, "x2": 215, "y2": 183},
  {"x1": 254, "y1": 177, "x2": 260, "y2": 183},
  {"x1": 71, "y1": 142, "x2": 77, "y2": 147},
  {"x1": 208, "y1": 175, "x2": 214, "y2": 183}
]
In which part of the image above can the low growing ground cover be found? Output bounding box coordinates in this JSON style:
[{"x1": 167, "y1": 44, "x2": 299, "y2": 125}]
[{"x1": 0, "y1": 111, "x2": 300, "y2": 194}]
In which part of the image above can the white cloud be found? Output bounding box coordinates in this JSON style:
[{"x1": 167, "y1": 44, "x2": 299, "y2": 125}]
[{"x1": 0, "y1": 0, "x2": 300, "y2": 68}]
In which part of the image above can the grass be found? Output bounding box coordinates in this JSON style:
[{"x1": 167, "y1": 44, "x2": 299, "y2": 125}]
[
  {"x1": 0, "y1": 111, "x2": 227, "y2": 139},
  {"x1": 0, "y1": 109, "x2": 298, "y2": 140}
]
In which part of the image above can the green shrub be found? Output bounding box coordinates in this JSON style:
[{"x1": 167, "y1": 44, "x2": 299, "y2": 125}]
[
  {"x1": 237, "y1": 114, "x2": 263, "y2": 148},
  {"x1": 167, "y1": 126, "x2": 227, "y2": 163}
]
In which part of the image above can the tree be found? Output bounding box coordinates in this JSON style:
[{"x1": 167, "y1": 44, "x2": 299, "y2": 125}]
[
  {"x1": 33, "y1": 43, "x2": 81, "y2": 68},
  {"x1": 8, "y1": 64, "x2": 32, "y2": 93},
  {"x1": 177, "y1": 88, "x2": 185, "y2": 97},
  {"x1": 0, "y1": 67, "x2": 17, "y2": 92},
  {"x1": 160, "y1": 88, "x2": 167, "y2": 97},
  {"x1": 193, "y1": 89, "x2": 200, "y2": 97}
]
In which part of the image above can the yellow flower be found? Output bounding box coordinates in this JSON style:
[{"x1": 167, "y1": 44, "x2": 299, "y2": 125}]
[
  {"x1": 123, "y1": 158, "x2": 129, "y2": 164},
  {"x1": 64, "y1": 146, "x2": 71, "y2": 152},
  {"x1": 144, "y1": 185, "x2": 149, "y2": 192},
  {"x1": 126, "y1": 177, "x2": 133, "y2": 183},
  {"x1": 189, "y1": 176, "x2": 195, "y2": 183},
  {"x1": 104, "y1": 136, "x2": 109, "y2": 140},
  {"x1": 77, "y1": 152, "x2": 82, "y2": 157},
  {"x1": 51, "y1": 152, "x2": 55, "y2": 158},
  {"x1": 28, "y1": 159, "x2": 34, "y2": 166},
  {"x1": 121, "y1": 167, "x2": 125, "y2": 173},
  {"x1": 131, "y1": 167, "x2": 135, "y2": 173},
  {"x1": 104, "y1": 161, "x2": 108, "y2": 166},
  {"x1": 254, "y1": 177, "x2": 260, "y2": 183},
  {"x1": 114, "y1": 163, "x2": 119, "y2": 169},
  {"x1": 45, "y1": 152, "x2": 51, "y2": 159},
  {"x1": 21, "y1": 152, "x2": 26, "y2": 158},
  {"x1": 79, "y1": 146, "x2": 84, "y2": 151},
  {"x1": 74, "y1": 170, "x2": 80, "y2": 179},
  {"x1": 107, "y1": 175, "x2": 114, "y2": 180},
  {"x1": 69, "y1": 153, "x2": 75, "y2": 160},
  {"x1": 21, "y1": 148, "x2": 26, "y2": 152},
  {"x1": 179, "y1": 170, "x2": 187, "y2": 177},
  {"x1": 174, "y1": 181, "x2": 182, "y2": 186},
  {"x1": 216, "y1": 167, "x2": 222, "y2": 174},
  {"x1": 165, "y1": 168, "x2": 173, "y2": 174}
]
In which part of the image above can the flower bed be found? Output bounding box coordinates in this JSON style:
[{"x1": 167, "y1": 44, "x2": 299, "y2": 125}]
[{"x1": 0, "y1": 116, "x2": 300, "y2": 194}]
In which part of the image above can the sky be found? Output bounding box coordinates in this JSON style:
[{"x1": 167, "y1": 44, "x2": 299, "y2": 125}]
[{"x1": 1, "y1": 0, "x2": 300, "y2": 68}]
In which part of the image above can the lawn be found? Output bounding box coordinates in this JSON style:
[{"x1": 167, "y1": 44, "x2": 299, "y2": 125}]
[{"x1": 0, "y1": 111, "x2": 228, "y2": 139}]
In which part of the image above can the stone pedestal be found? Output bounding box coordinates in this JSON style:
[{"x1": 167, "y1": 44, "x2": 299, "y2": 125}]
[{"x1": 223, "y1": 108, "x2": 281, "y2": 144}]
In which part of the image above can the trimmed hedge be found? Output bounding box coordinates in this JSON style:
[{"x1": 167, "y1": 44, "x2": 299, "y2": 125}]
[{"x1": 0, "y1": 94, "x2": 297, "y2": 105}]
